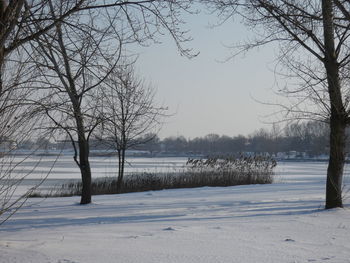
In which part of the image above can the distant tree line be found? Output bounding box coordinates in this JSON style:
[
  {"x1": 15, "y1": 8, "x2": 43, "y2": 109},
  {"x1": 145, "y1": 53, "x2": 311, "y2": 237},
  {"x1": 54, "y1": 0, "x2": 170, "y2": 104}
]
[
  {"x1": 12, "y1": 120, "x2": 335, "y2": 157},
  {"x1": 135, "y1": 121, "x2": 332, "y2": 157}
]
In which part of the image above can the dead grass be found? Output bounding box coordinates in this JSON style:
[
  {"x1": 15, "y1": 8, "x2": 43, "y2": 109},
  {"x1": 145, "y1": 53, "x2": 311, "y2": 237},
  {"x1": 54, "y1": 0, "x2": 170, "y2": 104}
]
[{"x1": 30, "y1": 155, "x2": 276, "y2": 197}]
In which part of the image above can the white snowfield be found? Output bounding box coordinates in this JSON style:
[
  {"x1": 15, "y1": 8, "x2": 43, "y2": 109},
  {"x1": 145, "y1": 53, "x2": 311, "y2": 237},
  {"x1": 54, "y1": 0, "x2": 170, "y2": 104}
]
[{"x1": 1, "y1": 161, "x2": 350, "y2": 263}]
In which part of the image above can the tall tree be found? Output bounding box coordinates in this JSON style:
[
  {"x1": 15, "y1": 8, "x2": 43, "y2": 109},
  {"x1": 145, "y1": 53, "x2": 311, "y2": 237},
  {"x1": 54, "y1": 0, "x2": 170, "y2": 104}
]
[
  {"x1": 29, "y1": 8, "x2": 122, "y2": 204},
  {"x1": 97, "y1": 63, "x2": 166, "y2": 193},
  {"x1": 205, "y1": 0, "x2": 350, "y2": 208}
]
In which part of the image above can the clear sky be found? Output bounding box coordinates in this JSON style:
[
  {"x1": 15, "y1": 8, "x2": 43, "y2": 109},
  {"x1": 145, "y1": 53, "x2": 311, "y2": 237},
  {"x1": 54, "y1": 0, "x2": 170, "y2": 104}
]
[{"x1": 135, "y1": 9, "x2": 283, "y2": 139}]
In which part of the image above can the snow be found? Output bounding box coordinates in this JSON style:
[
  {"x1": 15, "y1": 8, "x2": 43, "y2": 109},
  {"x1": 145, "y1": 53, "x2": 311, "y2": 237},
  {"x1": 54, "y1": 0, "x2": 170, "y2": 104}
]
[{"x1": 1, "y1": 161, "x2": 350, "y2": 263}]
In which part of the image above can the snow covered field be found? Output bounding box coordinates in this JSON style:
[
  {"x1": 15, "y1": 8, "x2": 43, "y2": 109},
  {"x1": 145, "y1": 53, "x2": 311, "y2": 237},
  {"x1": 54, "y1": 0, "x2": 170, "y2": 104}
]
[{"x1": 1, "y1": 160, "x2": 350, "y2": 263}]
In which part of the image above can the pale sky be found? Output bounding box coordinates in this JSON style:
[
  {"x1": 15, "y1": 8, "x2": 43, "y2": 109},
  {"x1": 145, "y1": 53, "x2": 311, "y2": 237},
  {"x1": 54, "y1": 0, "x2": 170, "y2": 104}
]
[{"x1": 135, "y1": 10, "x2": 283, "y2": 139}]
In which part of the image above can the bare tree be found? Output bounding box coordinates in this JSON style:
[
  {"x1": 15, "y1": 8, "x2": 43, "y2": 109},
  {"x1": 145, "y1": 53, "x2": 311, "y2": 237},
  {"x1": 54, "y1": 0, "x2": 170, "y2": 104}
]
[
  {"x1": 97, "y1": 63, "x2": 166, "y2": 193},
  {"x1": 0, "y1": 55, "x2": 45, "y2": 224},
  {"x1": 0, "y1": 0, "x2": 93, "y2": 217},
  {"x1": 205, "y1": 0, "x2": 350, "y2": 208},
  {"x1": 28, "y1": 7, "x2": 124, "y2": 204}
]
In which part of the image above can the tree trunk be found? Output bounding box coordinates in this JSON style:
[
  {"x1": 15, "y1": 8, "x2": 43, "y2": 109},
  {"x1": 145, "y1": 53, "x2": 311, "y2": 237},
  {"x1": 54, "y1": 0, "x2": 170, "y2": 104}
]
[
  {"x1": 0, "y1": 1, "x2": 5, "y2": 93},
  {"x1": 116, "y1": 148, "x2": 125, "y2": 193},
  {"x1": 78, "y1": 136, "x2": 92, "y2": 204},
  {"x1": 116, "y1": 149, "x2": 122, "y2": 193},
  {"x1": 0, "y1": 47, "x2": 4, "y2": 95},
  {"x1": 322, "y1": 0, "x2": 345, "y2": 209},
  {"x1": 75, "y1": 108, "x2": 92, "y2": 204},
  {"x1": 326, "y1": 116, "x2": 345, "y2": 208}
]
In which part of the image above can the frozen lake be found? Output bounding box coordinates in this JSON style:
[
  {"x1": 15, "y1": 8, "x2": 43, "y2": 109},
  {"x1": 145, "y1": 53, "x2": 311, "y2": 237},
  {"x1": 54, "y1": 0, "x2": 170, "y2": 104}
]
[
  {"x1": 3, "y1": 155, "x2": 350, "y2": 191},
  {"x1": 6, "y1": 155, "x2": 189, "y2": 179}
]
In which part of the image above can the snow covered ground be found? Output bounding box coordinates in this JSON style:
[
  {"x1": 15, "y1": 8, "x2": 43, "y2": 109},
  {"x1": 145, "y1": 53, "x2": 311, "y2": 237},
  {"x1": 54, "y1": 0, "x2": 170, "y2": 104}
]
[{"x1": 1, "y1": 161, "x2": 350, "y2": 263}]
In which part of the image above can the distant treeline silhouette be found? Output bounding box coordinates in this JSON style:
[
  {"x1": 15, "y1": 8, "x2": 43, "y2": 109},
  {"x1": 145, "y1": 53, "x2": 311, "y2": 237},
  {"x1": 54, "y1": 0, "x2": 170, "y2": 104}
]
[
  {"x1": 14, "y1": 121, "x2": 338, "y2": 157},
  {"x1": 136, "y1": 121, "x2": 332, "y2": 157}
]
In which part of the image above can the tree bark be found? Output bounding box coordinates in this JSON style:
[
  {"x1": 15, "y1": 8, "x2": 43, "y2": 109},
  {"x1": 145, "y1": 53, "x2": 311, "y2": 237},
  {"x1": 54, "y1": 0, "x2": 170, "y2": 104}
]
[
  {"x1": 74, "y1": 105, "x2": 92, "y2": 204},
  {"x1": 116, "y1": 148, "x2": 125, "y2": 194},
  {"x1": 0, "y1": 47, "x2": 3, "y2": 95},
  {"x1": 326, "y1": 115, "x2": 345, "y2": 208},
  {"x1": 322, "y1": 0, "x2": 345, "y2": 209},
  {"x1": 78, "y1": 135, "x2": 92, "y2": 204},
  {"x1": 0, "y1": 12, "x2": 4, "y2": 95},
  {"x1": 116, "y1": 149, "x2": 122, "y2": 193}
]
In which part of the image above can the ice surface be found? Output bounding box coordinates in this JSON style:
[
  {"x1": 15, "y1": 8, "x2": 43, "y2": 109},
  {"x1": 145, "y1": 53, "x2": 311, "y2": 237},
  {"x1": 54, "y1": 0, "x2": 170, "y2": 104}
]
[{"x1": 7, "y1": 155, "x2": 189, "y2": 180}]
